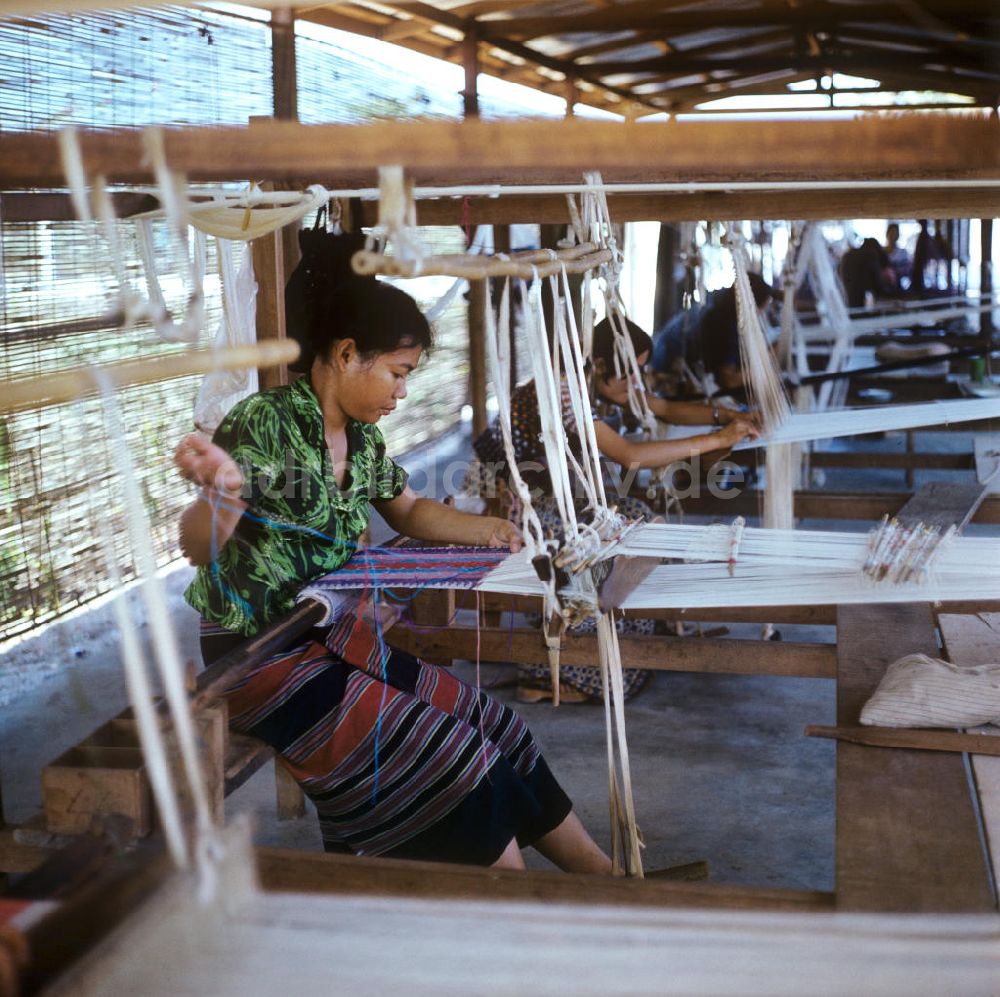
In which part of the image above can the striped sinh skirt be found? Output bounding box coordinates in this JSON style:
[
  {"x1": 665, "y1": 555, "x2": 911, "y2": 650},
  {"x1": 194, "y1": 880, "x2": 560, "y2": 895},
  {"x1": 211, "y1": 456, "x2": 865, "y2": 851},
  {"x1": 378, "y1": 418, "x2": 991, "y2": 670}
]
[{"x1": 200, "y1": 610, "x2": 571, "y2": 865}]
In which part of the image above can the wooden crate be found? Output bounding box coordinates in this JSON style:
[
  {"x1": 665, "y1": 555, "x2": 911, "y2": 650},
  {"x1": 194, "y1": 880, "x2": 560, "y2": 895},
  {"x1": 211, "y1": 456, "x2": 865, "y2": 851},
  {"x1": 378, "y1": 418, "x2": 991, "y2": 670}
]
[{"x1": 42, "y1": 744, "x2": 150, "y2": 836}]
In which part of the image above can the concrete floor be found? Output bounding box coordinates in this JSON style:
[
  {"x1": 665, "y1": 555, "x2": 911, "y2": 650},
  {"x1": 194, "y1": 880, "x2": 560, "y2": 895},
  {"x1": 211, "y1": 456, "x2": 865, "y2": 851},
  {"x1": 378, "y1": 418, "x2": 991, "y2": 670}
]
[
  {"x1": 2, "y1": 423, "x2": 994, "y2": 891},
  {"x1": 0, "y1": 578, "x2": 837, "y2": 888}
]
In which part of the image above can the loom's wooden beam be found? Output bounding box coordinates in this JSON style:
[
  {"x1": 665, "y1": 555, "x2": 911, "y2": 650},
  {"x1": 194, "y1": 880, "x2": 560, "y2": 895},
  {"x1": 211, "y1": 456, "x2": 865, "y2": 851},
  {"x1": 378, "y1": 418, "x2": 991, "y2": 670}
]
[
  {"x1": 666, "y1": 489, "x2": 1000, "y2": 523},
  {"x1": 2, "y1": 116, "x2": 997, "y2": 188},
  {"x1": 191, "y1": 598, "x2": 326, "y2": 713},
  {"x1": 476, "y1": 590, "x2": 840, "y2": 624},
  {"x1": 809, "y1": 452, "x2": 973, "y2": 471},
  {"x1": 349, "y1": 186, "x2": 1000, "y2": 226},
  {"x1": 0, "y1": 191, "x2": 159, "y2": 222},
  {"x1": 389, "y1": 627, "x2": 838, "y2": 679},
  {"x1": 473, "y1": 592, "x2": 1000, "y2": 626},
  {"x1": 835, "y1": 602, "x2": 994, "y2": 911},
  {"x1": 255, "y1": 847, "x2": 835, "y2": 912},
  {"x1": 0, "y1": 340, "x2": 300, "y2": 416}
]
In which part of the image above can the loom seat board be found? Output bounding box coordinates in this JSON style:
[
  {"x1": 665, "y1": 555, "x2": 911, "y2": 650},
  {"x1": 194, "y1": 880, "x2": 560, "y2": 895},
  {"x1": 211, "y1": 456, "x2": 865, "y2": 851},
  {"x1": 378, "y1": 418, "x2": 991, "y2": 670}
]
[{"x1": 834, "y1": 603, "x2": 994, "y2": 912}]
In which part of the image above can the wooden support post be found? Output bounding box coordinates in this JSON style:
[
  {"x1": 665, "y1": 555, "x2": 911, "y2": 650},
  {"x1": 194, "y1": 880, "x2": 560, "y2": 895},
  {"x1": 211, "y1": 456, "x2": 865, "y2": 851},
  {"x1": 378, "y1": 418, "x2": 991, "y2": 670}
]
[
  {"x1": 462, "y1": 20, "x2": 479, "y2": 119},
  {"x1": 468, "y1": 277, "x2": 489, "y2": 438},
  {"x1": 275, "y1": 758, "x2": 307, "y2": 821},
  {"x1": 251, "y1": 226, "x2": 288, "y2": 391},
  {"x1": 564, "y1": 76, "x2": 578, "y2": 118},
  {"x1": 250, "y1": 7, "x2": 301, "y2": 393},
  {"x1": 271, "y1": 8, "x2": 297, "y2": 122},
  {"x1": 982, "y1": 217, "x2": 995, "y2": 376},
  {"x1": 270, "y1": 8, "x2": 302, "y2": 278},
  {"x1": 493, "y1": 224, "x2": 515, "y2": 387},
  {"x1": 653, "y1": 223, "x2": 680, "y2": 330},
  {"x1": 408, "y1": 588, "x2": 456, "y2": 630}
]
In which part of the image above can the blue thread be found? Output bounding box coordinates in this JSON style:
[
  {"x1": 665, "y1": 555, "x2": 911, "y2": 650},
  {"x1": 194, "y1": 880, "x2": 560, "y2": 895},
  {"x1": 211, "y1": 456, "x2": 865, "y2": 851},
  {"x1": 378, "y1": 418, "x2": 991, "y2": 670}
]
[{"x1": 367, "y1": 548, "x2": 392, "y2": 805}]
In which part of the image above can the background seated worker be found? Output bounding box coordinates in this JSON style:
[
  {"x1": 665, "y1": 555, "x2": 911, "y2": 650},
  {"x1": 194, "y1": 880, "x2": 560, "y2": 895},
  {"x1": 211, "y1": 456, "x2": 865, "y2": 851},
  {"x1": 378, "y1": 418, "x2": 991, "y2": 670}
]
[
  {"x1": 839, "y1": 237, "x2": 895, "y2": 310},
  {"x1": 175, "y1": 249, "x2": 613, "y2": 874},
  {"x1": 651, "y1": 274, "x2": 780, "y2": 397},
  {"x1": 462, "y1": 315, "x2": 758, "y2": 703}
]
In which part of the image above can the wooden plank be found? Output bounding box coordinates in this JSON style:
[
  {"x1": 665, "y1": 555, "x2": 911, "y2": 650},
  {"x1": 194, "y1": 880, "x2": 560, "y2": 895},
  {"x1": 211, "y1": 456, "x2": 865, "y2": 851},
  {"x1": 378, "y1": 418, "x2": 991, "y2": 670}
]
[
  {"x1": 938, "y1": 613, "x2": 1000, "y2": 906},
  {"x1": 389, "y1": 627, "x2": 837, "y2": 678},
  {"x1": 354, "y1": 186, "x2": 1000, "y2": 227},
  {"x1": 479, "y1": 591, "x2": 840, "y2": 624},
  {"x1": 809, "y1": 451, "x2": 971, "y2": 471},
  {"x1": 670, "y1": 489, "x2": 1000, "y2": 523},
  {"x1": 2, "y1": 116, "x2": 997, "y2": 187},
  {"x1": 807, "y1": 724, "x2": 1000, "y2": 756},
  {"x1": 835, "y1": 603, "x2": 994, "y2": 911},
  {"x1": 224, "y1": 735, "x2": 273, "y2": 797},
  {"x1": 255, "y1": 847, "x2": 834, "y2": 912}
]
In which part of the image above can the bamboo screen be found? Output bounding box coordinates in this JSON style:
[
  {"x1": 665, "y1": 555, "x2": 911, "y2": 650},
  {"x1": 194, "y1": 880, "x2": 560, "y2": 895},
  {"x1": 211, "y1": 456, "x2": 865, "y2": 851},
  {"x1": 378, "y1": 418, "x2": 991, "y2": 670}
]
[{"x1": 1, "y1": 6, "x2": 548, "y2": 642}]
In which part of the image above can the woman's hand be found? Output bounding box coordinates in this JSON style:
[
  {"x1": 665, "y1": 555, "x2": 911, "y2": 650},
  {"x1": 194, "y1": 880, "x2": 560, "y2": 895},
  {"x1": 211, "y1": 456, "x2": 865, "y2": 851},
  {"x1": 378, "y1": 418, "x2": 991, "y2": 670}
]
[
  {"x1": 479, "y1": 516, "x2": 523, "y2": 553},
  {"x1": 174, "y1": 432, "x2": 244, "y2": 495},
  {"x1": 718, "y1": 406, "x2": 760, "y2": 430},
  {"x1": 716, "y1": 416, "x2": 760, "y2": 448}
]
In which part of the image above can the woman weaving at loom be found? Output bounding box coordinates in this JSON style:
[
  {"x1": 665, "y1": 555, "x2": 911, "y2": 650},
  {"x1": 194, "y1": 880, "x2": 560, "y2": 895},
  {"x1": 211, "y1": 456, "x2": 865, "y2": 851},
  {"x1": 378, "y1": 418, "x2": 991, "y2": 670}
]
[
  {"x1": 173, "y1": 255, "x2": 612, "y2": 873},
  {"x1": 464, "y1": 315, "x2": 758, "y2": 703}
]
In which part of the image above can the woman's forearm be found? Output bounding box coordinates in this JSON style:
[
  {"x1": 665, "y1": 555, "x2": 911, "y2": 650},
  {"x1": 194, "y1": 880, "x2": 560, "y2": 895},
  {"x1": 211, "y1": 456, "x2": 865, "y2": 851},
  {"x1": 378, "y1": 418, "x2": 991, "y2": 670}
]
[
  {"x1": 179, "y1": 489, "x2": 246, "y2": 566},
  {"x1": 392, "y1": 497, "x2": 494, "y2": 545},
  {"x1": 649, "y1": 395, "x2": 742, "y2": 426},
  {"x1": 616, "y1": 430, "x2": 736, "y2": 470}
]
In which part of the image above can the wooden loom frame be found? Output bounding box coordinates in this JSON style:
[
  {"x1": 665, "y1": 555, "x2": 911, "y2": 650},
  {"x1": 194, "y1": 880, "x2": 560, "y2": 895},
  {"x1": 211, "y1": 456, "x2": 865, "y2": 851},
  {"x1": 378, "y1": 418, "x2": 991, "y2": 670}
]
[{"x1": 2, "y1": 113, "x2": 1000, "y2": 991}]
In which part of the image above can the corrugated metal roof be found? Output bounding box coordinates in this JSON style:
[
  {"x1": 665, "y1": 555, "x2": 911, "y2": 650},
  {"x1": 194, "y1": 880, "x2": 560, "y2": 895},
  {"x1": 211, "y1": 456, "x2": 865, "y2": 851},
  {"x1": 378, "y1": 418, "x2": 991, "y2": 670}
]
[{"x1": 298, "y1": 1, "x2": 1000, "y2": 115}]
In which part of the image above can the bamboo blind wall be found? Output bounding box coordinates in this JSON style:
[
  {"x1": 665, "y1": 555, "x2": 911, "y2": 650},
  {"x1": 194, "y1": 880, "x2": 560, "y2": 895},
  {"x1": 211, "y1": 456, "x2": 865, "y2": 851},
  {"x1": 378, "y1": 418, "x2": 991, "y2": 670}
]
[{"x1": 0, "y1": 6, "x2": 548, "y2": 642}]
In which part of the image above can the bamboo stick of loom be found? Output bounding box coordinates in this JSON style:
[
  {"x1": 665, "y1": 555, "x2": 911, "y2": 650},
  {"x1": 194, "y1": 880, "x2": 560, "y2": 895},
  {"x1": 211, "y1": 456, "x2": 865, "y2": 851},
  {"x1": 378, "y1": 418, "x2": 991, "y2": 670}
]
[
  {"x1": 352, "y1": 247, "x2": 612, "y2": 280},
  {"x1": 1, "y1": 339, "x2": 300, "y2": 415},
  {"x1": 805, "y1": 724, "x2": 1000, "y2": 756}
]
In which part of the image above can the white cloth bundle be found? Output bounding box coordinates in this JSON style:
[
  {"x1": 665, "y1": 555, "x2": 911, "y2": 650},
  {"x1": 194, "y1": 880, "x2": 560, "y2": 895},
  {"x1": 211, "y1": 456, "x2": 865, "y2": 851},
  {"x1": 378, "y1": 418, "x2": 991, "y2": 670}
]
[{"x1": 860, "y1": 653, "x2": 1000, "y2": 728}]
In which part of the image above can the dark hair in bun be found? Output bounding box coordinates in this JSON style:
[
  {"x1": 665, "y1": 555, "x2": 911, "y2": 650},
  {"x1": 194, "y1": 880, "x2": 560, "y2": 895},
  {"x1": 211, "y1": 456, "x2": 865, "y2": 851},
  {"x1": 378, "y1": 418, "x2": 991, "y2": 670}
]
[
  {"x1": 591, "y1": 315, "x2": 653, "y2": 376},
  {"x1": 285, "y1": 227, "x2": 432, "y2": 372}
]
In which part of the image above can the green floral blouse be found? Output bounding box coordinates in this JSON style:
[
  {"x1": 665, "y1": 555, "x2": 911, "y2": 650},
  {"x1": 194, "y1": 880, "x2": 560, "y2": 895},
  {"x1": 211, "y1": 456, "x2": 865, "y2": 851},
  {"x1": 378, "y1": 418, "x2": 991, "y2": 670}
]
[{"x1": 184, "y1": 377, "x2": 408, "y2": 636}]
